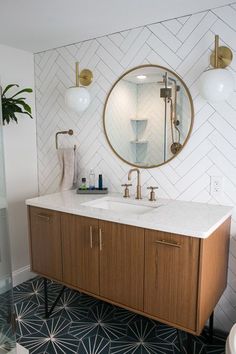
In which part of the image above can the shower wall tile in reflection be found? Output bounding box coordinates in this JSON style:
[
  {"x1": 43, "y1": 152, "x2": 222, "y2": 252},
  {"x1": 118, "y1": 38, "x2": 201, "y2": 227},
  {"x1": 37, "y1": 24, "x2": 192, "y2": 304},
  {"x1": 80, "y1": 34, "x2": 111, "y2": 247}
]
[
  {"x1": 105, "y1": 80, "x2": 136, "y2": 163},
  {"x1": 137, "y1": 83, "x2": 165, "y2": 164},
  {"x1": 34, "y1": 4, "x2": 236, "y2": 332}
]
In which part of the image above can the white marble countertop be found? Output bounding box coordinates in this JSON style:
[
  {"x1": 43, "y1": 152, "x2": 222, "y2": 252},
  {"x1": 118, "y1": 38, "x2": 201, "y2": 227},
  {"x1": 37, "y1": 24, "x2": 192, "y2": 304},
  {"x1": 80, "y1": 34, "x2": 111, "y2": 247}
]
[{"x1": 26, "y1": 190, "x2": 233, "y2": 238}]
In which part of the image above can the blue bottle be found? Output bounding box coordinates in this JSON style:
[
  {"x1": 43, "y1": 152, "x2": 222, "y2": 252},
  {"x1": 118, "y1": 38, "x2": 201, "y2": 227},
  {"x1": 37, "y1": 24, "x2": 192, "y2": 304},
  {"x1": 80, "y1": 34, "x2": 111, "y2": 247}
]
[{"x1": 98, "y1": 174, "x2": 103, "y2": 190}]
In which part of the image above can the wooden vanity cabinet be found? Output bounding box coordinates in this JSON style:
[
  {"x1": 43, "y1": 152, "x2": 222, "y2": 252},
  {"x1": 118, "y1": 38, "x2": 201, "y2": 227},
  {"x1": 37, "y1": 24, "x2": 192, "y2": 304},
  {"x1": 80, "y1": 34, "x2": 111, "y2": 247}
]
[
  {"x1": 99, "y1": 220, "x2": 144, "y2": 311},
  {"x1": 28, "y1": 206, "x2": 62, "y2": 281},
  {"x1": 61, "y1": 214, "x2": 100, "y2": 295},
  {"x1": 144, "y1": 219, "x2": 230, "y2": 334},
  {"x1": 61, "y1": 216, "x2": 145, "y2": 310},
  {"x1": 144, "y1": 230, "x2": 200, "y2": 331},
  {"x1": 28, "y1": 206, "x2": 230, "y2": 335}
]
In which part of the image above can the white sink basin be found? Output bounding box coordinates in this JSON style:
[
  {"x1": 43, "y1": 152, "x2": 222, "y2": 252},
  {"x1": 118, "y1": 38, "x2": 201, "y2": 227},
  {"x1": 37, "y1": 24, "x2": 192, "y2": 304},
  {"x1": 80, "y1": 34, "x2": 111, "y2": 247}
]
[{"x1": 82, "y1": 197, "x2": 159, "y2": 216}]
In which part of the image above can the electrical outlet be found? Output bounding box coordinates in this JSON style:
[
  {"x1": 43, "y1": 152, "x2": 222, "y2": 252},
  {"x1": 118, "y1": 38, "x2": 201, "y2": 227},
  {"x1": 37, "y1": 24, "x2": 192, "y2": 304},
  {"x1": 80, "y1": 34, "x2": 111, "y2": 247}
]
[{"x1": 210, "y1": 176, "x2": 223, "y2": 196}]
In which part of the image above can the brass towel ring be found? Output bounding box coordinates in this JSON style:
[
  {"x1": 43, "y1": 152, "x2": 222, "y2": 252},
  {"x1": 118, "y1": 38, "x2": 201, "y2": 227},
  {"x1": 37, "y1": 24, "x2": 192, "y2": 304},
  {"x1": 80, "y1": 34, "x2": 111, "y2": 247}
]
[{"x1": 55, "y1": 130, "x2": 76, "y2": 150}]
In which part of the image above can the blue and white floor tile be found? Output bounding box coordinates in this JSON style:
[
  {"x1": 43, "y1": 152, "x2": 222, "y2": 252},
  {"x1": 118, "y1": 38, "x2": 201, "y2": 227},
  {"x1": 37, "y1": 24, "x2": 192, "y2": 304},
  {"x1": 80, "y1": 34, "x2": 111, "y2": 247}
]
[
  {"x1": 11, "y1": 277, "x2": 226, "y2": 354},
  {"x1": 78, "y1": 335, "x2": 110, "y2": 354},
  {"x1": 15, "y1": 301, "x2": 43, "y2": 337}
]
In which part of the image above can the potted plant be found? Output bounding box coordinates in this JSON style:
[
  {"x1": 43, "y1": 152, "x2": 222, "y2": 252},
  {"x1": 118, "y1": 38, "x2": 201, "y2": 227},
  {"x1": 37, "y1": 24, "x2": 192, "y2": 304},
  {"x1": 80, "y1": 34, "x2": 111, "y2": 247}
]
[{"x1": 1, "y1": 84, "x2": 33, "y2": 125}]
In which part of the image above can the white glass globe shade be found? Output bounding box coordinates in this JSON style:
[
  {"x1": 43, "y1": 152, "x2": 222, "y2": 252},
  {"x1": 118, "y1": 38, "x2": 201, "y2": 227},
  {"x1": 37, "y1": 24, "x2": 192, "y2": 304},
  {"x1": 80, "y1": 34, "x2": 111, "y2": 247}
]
[
  {"x1": 65, "y1": 87, "x2": 90, "y2": 112},
  {"x1": 199, "y1": 68, "x2": 234, "y2": 102}
]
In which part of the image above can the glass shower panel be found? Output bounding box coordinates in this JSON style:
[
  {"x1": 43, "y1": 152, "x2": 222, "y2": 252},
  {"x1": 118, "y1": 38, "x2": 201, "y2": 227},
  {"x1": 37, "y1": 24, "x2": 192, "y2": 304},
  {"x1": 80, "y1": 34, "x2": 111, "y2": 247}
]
[{"x1": 0, "y1": 90, "x2": 16, "y2": 353}]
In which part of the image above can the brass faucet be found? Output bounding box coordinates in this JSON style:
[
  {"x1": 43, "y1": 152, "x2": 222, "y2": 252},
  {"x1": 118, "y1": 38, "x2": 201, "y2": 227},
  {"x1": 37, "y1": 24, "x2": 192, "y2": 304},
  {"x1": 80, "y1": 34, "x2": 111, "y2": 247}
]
[{"x1": 128, "y1": 168, "x2": 142, "y2": 200}]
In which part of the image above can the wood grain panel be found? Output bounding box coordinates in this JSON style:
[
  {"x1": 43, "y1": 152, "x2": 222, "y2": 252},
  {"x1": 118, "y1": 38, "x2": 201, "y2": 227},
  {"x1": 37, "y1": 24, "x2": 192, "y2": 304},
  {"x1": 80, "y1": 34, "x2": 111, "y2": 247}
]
[
  {"x1": 99, "y1": 220, "x2": 145, "y2": 311},
  {"x1": 29, "y1": 206, "x2": 62, "y2": 281},
  {"x1": 197, "y1": 217, "x2": 231, "y2": 333},
  {"x1": 61, "y1": 213, "x2": 99, "y2": 295},
  {"x1": 144, "y1": 229, "x2": 200, "y2": 331}
]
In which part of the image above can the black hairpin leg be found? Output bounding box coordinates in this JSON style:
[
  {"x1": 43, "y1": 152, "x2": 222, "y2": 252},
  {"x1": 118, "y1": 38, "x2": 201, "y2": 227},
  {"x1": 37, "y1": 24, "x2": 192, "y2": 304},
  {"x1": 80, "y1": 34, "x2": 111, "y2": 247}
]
[
  {"x1": 208, "y1": 311, "x2": 214, "y2": 344},
  {"x1": 43, "y1": 278, "x2": 65, "y2": 319},
  {"x1": 177, "y1": 329, "x2": 186, "y2": 354}
]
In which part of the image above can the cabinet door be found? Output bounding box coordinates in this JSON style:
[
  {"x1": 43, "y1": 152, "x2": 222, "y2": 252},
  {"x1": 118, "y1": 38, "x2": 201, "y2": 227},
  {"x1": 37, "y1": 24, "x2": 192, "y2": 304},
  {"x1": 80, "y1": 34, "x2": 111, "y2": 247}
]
[
  {"x1": 144, "y1": 230, "x2": 199, "y2": 331},
  {"x1": 61, "y1": 214, "x2": 99, "y2": 295},
  {"x1": 29, "y1": 206, "x2": 62, "y2": 281},
  {"x1": 99, "y1": 220, "x2": 144, "y2": 311}
]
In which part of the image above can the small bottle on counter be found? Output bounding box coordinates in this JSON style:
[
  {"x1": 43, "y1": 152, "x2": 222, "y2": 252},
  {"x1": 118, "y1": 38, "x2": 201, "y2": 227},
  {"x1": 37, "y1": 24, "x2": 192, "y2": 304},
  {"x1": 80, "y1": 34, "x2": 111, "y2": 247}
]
[
  {"x1": 89, "y1": 168, "x2": 95, "y2": 190},
  {"x1": 80, "y1": 177, "x2": 87, "y2": 190},
  {"x1": 98, "y1": 174, "x2": 103, "y2": 190}
]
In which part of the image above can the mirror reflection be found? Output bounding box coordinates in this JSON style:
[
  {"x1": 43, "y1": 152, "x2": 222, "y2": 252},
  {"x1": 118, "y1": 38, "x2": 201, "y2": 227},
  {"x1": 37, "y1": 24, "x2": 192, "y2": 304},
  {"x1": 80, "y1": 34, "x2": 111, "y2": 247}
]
[{"x1": 103, "y1": 65, "x2": 194, "y2": 168}]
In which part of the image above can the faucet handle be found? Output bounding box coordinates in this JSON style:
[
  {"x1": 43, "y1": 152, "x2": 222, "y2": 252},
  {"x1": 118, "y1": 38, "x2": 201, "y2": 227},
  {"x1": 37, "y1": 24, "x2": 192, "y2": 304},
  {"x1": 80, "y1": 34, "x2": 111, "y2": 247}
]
[
  {"x1": 147, "y1": 186, "x2": 158, "y2": 201},
  {"x1": 121, "y1": 183, "x2": 132, "y2": 198}
]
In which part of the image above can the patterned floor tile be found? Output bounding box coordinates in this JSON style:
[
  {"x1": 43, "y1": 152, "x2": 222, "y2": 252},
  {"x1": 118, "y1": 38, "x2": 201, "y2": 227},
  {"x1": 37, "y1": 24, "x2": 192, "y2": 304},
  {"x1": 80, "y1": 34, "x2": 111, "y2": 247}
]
[
  {"x1": 126, "y1": 318, "x2": 158, "y2": 341},
  {"x1": 188, "y1": 341, "x2": 206, "y2": 354},
  {"x1": 18, "y1": 317, "x2": 79, "y2": 353},
  {"x1": 15, "y1": 301, "x2": 44, "y2": 338},
  {"x1": 13, "y1": 277, "x2": 227, "y2": 354},
  {"x1": 113, "y1": 307, "x2": 139, "y2": 324},
  {"x1": 77, "y1": 292, "x2": 101, "y2": 308},
  {"x1": 69, "y1": 304, "x2": 126, "y2": 341},
  {"x1": 156, "y1": 323, "x2": 178, "y2": 343},
  {"x1": 204, "y1": 335, "x2": 225, "y2": 354},
  {"x1": 14, "y1": 277, "x2": 64, "y2": 306},
  {"x1": 110, "y1": 318, "x2": 174, "y2": 353},
  {"x1": 52, "y1": 289, "x2": 88, "y2": 322},
  {"x1": 87, "y1": 303, "x2": 115, "y2": 322},
  {"x1": 110, "y1": 335, "x2": 174, "y2": 354},
  {"x1": 78, "y1": 335, "x2": 110, "y2": 354},
  {"x1": 69, "y1": 317, "x2": 100, "y2": 340},
  {"x1": 14, "y1": 277, "x2": 46, "y2": 306},
  {"x1": 87, "y1": 303, "x2": 127, "y2": 340}
]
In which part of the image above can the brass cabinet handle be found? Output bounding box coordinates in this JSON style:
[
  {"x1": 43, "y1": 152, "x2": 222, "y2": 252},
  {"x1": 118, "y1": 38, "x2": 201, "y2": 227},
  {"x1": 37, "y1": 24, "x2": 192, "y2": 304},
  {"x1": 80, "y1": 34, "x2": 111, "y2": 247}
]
[
  {"x1": 89, "y1": 226, "x2": 93, "y2": 249},
  {"x1": 154, "y1": 239, "x2": 181, "y2": 248},
  {"x1": 36, "y1": 214, "x2": 51, "y2": 222},
  {"x1": 99, "y1": 228, "x2": 103, "y2": 251}
]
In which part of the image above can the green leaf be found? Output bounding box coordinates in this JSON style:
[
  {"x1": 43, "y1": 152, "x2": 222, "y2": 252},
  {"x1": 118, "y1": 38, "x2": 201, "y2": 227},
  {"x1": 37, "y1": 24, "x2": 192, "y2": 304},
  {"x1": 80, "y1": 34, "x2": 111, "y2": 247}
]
[
  {"x1": 10, "y1": 97, "x2": 26, "y2": 101},
  {"x1": 2, "y1": 84, "x2": 19, "y2": 97},
  {"x1": 1, "y1": 84, "x2": 33, "y2": 124},
  {"x1": 14, "y1": 100, "x2": 31, "y2": 113},
  {"x1": 10, "y1": 88, "x2": 33, "y2": 99}
]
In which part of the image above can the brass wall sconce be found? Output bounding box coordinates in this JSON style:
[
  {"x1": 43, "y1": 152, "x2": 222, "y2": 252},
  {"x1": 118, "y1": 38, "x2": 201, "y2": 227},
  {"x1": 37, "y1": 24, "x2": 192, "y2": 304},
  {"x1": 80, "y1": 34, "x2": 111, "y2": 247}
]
[
  {"x1": 199, "y1": 35, "x2": 234, "y2": 102},
  {"x1": 65, "y1": 62, "x2": 93, "y2": 112}
]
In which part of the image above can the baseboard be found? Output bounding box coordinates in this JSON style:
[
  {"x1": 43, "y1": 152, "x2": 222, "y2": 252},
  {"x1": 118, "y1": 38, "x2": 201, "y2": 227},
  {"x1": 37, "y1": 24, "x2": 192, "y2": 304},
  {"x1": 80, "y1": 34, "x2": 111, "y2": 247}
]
[{"x1": 12, "y1": 265, "x2": 35, "y2": 287}]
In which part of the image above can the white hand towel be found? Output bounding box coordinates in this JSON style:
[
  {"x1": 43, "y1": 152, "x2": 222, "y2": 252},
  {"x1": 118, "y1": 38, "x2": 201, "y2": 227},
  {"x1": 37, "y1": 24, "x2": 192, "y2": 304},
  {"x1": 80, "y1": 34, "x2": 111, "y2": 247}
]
[{"x1": 57, "y1": 148, "x2": 75, "y2": 191}]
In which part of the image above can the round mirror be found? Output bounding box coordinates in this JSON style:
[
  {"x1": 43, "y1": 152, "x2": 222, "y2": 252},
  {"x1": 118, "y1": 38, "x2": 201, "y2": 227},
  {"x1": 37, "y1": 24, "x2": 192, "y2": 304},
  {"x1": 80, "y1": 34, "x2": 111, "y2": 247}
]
[{"x1": 103, "y1": 65, "x2": 194, "y2": 168}]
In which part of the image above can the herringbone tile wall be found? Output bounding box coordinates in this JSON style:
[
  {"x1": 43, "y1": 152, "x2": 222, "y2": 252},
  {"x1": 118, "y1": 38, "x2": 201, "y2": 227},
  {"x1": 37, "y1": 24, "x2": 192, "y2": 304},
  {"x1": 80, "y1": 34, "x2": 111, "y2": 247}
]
[{"x1": 34, "y1": 4, "x2": 236, "y2": 332}]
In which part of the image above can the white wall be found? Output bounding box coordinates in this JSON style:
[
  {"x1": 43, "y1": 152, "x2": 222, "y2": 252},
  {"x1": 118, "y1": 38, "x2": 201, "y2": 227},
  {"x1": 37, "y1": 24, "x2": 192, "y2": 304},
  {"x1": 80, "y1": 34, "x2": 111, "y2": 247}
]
[
  {"x1": 34, "y1": 4, "x2": 236, "y2": 332},
  {"x1": 0, "y1": 44, "x2": 38, "y2": 284}
]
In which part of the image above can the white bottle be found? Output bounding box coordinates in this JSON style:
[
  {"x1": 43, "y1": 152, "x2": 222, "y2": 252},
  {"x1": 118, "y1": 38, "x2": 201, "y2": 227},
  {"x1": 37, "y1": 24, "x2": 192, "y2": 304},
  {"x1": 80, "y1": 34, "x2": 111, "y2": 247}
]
[{"x1": 89, "y1": 168, "x2": 95, "y2": 190}]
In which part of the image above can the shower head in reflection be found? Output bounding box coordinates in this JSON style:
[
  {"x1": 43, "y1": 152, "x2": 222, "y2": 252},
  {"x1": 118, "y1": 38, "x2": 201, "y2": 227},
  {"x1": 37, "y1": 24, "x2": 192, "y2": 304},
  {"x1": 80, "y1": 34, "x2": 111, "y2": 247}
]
[
  {"x1": 160, "y1": 87, "x2": 172, "y2": 99},
  {"x1": 158, "y1": 75, "x2": 181, "y2": 93}
]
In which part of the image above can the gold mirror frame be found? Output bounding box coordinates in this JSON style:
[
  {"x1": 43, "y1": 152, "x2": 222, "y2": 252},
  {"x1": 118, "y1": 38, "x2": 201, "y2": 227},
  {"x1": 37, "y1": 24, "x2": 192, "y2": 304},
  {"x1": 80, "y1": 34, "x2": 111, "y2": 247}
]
[{"x1": 103, "y1": 64, "x2": 194, "y2": 169}]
